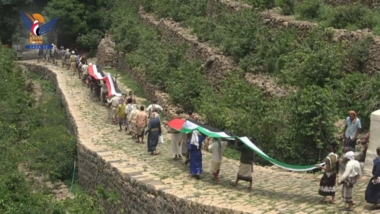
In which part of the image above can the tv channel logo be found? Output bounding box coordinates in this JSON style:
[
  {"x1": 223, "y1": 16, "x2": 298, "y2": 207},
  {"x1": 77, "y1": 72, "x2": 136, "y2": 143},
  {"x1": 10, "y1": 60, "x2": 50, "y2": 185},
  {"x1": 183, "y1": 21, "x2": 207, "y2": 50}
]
[{"x1": 20, "y1": 12, "x2": 59, "y2": 50}]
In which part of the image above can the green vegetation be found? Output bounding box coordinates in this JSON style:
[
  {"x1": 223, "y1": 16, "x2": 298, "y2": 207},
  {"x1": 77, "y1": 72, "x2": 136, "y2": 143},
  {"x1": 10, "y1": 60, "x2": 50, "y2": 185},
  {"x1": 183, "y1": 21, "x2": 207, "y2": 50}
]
[
  {"x1": 0, "y1": 45, "x2": 121, "y2": 213},
  {"x1": 3, "y1": 0, "x2": 378, "y2": 168},
  {"x1": 107, "y1": 0, "x2": 380, "y2": 165},
  {"x1": 273, "y1": 0, "x2": 380, "y2": 35},
  {"x1": 43, "y1": 0, "x2": 109, "y2": 56}
]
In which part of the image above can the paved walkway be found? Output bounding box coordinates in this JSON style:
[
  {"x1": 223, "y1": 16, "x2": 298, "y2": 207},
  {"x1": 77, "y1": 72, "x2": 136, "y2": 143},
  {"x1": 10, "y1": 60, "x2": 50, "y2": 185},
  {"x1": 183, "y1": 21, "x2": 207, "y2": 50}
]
[{"x1": 19, "y1": 60, "x2": 376, "y2": 214}]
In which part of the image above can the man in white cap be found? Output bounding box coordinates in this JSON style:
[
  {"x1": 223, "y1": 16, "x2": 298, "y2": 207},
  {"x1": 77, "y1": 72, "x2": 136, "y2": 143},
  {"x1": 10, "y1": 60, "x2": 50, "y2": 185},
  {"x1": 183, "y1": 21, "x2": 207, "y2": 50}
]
[
  {"x1": 69, "y1": 50, "x2": 76, "y2": 75},
  {"x1": 107, "y1": 95, "x2": 121, "y2": 124},
  {"x1": 338, "y1": 151, "x2": 362, "y2": 211},
  {"x1": 65, "y1": 49, "x2": 71, "y2": 69}
]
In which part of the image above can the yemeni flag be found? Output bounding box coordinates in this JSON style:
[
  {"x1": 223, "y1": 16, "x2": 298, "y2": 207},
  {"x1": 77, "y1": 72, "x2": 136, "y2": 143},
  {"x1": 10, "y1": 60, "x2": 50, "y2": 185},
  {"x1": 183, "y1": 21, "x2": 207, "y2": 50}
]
[
  {"x1": 167, "y1": 118, "x2": 234, "y2": 139},
  {"x1": 88, "y1": 65, "x2": 122, "y2": 97}
]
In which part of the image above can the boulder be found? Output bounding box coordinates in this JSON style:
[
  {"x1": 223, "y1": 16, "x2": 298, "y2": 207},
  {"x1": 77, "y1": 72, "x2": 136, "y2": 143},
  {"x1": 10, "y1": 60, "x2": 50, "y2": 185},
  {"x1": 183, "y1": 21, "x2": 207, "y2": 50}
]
[{"x1": 97, "y1": 34, "x2": 118, "y2": 68}]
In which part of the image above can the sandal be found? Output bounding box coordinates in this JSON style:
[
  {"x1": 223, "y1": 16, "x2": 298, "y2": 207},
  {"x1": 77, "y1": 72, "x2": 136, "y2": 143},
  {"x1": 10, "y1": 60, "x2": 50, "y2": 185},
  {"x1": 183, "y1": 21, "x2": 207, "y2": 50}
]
[
  {"x1": 346, "y1": 207, "x2": 354, "y2": 211},
  {"x1": 229, "y1": 181, "x2": 237, "y2": 187}
]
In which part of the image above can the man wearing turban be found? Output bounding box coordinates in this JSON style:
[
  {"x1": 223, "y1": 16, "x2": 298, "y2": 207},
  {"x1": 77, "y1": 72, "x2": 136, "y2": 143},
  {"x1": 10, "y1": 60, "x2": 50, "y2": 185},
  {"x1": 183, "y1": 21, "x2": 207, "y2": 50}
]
[
  {"x1": 342, "y1": 110, "x2": 362, "y2": 153},
  {"x1": 338, "y1": 151, "x2": 362, "y2": 211}
]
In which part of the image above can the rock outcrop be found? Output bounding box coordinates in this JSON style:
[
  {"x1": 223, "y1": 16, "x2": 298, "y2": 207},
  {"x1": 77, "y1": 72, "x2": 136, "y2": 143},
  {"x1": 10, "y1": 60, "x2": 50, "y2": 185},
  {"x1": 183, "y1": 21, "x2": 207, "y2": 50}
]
[{"x1": 97, "y1": 34, "x2": 118, "y2": 68}]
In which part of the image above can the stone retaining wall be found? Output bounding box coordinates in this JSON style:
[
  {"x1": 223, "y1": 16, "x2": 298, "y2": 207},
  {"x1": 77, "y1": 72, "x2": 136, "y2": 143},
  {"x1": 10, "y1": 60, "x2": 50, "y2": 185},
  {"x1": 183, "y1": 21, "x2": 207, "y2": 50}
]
[
  {"x1": 324, "y1": 0, "x2": 378, "y2": 8},
  {"x1": 215, "y1": 0, "x2": 380, "y2": 75},
  {"x1": 20, "y1": 62, "x2": 238, "y2": 214},
  {"x1": 116, "y1": 53, "x2": 196, "y2": 120},
  {"x1": 138, "y1": 9, "x2": 294, "y2": 97}
]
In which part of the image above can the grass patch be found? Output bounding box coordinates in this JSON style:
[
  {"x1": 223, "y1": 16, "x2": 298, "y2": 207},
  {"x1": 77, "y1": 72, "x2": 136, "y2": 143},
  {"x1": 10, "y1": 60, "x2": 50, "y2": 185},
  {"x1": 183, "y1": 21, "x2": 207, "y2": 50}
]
[{"x1": 105, "y1": 68, "x2": 147, "y2": 99}]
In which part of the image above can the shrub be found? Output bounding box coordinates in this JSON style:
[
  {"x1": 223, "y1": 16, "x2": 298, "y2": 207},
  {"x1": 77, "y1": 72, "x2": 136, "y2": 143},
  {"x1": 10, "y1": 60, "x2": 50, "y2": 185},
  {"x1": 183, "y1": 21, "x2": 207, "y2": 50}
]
[
  {"x1": 248, "y1": 0, "x2": 276, "y2": 10},
  {"x1": 296, "y1": 0, "x2": 323, "y2": 20},
  {"x1": 76, "y1": 29, "x2": 104, "y2": 57},
  {"x1": 347, "y1": 36, "x2": 373, "y2": 72},
  {"x1": 109, "y1": 0, "x2": 380, "y2": 166},
  {"x1": 278, "y1": 28, "x2": 346, "y2": 88},
  {"x1": 0, "y1": 45, "x2": 105, "y2": 213},
  {"x1": 278, "y1": 0, "x2": 296, "y2": 15},
  {"x1": 329, "y1": 3, "x2": 375, "y2": 30}
]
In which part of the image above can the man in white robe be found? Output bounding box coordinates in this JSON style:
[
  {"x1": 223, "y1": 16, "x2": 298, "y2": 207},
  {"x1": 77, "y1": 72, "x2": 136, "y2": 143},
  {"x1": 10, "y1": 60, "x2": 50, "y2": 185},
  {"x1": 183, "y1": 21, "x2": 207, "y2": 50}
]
[
  {"x1": 207, "y1": 138, "x2": 228, "y2": 182},
  {"x1": 147, "y1": 100, "x2": 163, "y2": 119}
]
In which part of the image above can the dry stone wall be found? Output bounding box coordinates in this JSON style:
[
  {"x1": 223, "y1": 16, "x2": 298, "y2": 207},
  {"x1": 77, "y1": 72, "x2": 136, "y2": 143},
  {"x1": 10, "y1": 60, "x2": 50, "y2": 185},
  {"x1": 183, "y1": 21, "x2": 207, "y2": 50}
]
[
  {"x1": 20, "y1": 62, "x2": 244, "y2": 214},
  {"x1": 213, "y1": 0, "x2": 380, "y2": 75},
  {"x1": 324, "y1": 0, "x2": 379, "y2": 8},
  {"x1": 116, "y1": 53, "x2": 198, "y2": 120},
  {"x1": 138, "y1": 9, "x2": 294, "y2": 97}
]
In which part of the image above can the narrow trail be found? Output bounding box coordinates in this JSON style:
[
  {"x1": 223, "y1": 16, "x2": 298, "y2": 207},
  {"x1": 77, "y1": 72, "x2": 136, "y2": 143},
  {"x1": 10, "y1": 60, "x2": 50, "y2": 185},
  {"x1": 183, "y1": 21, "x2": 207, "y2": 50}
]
[{"x1": 18, "y1": 59, "x2": 374, "y2": 214}]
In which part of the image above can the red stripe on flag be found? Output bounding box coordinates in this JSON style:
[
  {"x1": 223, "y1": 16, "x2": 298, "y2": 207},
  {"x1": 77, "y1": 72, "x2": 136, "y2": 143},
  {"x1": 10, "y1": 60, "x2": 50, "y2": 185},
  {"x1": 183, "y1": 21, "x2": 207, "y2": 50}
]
[
  {"x1": 102, "y1": 76, "x2": 113, "y2": 97},
  {"x1": 88, "y1": 65, "x2": 95, "y2": 78}
]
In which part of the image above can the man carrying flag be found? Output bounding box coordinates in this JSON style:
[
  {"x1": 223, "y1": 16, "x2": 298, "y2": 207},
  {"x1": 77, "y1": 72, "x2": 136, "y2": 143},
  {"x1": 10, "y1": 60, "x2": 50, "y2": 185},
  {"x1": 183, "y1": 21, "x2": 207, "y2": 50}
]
[
  {"x1": 107, "y1": 95, "x2": 121, "y2": 124},
  {"x1": 230, "y1": 138, "x2": 254, "y2": 190},
  {"x1": 206, "y1": 137, "x2": 228, "y2": 183}
]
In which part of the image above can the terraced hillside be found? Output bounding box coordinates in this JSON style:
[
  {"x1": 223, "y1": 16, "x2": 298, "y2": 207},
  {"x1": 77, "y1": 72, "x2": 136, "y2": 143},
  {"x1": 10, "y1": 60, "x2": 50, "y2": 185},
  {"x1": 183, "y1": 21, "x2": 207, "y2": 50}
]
[{"x1": 104, "y1": 0, "x2": 380, "y2": 166}]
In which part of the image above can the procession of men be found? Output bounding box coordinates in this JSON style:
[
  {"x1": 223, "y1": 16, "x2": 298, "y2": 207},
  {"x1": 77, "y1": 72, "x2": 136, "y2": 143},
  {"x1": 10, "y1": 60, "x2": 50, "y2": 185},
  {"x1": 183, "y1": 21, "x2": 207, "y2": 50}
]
[{"x1": 38, "y1": 46, "x2": 380, "y2": 212}]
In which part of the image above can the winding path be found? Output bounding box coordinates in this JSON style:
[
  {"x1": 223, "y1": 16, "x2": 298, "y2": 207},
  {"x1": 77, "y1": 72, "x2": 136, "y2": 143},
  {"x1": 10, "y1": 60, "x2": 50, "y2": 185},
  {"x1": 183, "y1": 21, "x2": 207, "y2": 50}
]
[{"x1": 19, "y1": 59, "x2": 375, "y2": 214}]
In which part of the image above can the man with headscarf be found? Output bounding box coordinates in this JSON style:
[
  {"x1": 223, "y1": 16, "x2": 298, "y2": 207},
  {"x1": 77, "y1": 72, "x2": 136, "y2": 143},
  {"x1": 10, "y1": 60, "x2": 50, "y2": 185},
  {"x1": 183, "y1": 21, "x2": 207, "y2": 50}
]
[
  {"x1": 338, "y1": 151, "x2": 362, "y2": 211},
  {"x1": 145, "y1": 112, "x2": 162, "y2": 155},
  {"x1": 230, "y1": 138, "x2": 254, "y2": 190},
  {"x1": 342, "y1": 110, "x2": 362, "y2": 153},
  {"x1": 70, "y1": 51, "x2": 77, "y2": 75},
  {"x1": 206, "y1": 137, "x2": 228, "y2": 183},
  {"x1": 147, "y1": 100, "x2": 163, "y2": 119},
  {"x1": 128, "y1": 103, "x2": 138, "y2": 138},
  {"x1": 187, "y1": 130, "x2": 207, "y2": 180}
]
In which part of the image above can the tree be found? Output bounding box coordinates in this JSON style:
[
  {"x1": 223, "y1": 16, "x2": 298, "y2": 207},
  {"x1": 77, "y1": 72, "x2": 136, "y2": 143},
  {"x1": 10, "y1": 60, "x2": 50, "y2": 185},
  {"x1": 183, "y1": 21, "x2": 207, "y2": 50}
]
[{"x1": 43, "y1": 0, "x2": 106, "y2": 53}]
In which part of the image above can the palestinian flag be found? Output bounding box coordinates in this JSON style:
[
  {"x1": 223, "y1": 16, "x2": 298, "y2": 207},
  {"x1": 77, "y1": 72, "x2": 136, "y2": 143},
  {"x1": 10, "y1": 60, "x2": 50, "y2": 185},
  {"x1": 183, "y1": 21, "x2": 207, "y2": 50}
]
[
  {"x1": 167, "y1": 118, "x2": 234, "y2": 139},
  {"x1": 237, "y1": 137, "x2": 324, "y2": 172},
  {"x1": 166, "y1": 118, "x2": 325, "y2": 172},
  {"x1": 88, "y1": 65, "x2": 122, "y2": 97}
]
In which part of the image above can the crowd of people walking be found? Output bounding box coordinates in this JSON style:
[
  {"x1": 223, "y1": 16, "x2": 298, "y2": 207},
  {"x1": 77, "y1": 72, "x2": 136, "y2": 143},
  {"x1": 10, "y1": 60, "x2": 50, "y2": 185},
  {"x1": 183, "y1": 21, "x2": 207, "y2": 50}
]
[
  {"x1": 316, "y1": 111, "x2": 379, "y2": 211},
  {"x1": 38, "y1": 51, "x2": 380, "y2": 212}
]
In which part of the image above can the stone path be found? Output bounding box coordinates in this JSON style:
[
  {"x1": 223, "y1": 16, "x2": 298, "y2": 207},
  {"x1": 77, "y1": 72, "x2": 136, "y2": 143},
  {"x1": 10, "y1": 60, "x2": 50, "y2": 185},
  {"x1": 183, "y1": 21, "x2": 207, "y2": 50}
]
[{"x1": 19, "y1": 59, "x2": 377, "y2": 214}]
